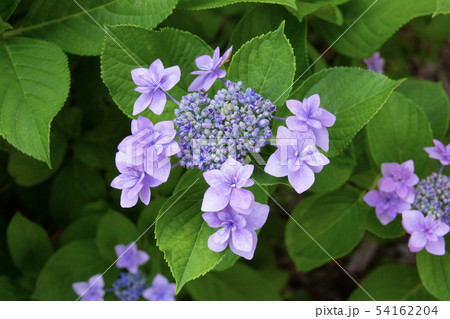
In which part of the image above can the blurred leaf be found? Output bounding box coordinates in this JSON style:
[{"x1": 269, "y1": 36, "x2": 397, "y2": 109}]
[
  {"x1": 6, "y1": 213, "x2": 53, "y2": 277},
  {"x1": 155, "y1": 180, "x2": 227, "y2": 293},
  {"x1": 186, "y1": 262, "x2": 281, "y2": 300},
  {"x1": 96, "y1": 210, "x2": 139, "y2": 261},
  {"x1": 0, "y1": 37, "x2": 70, "y2": 165},
  {"x1": 5, "y1": 0, "x2": 178, "y2": 55},
  {"x1": 285, "y1": 190, "x2": 367, "y2": 271},
  {"x1": 366, "y1": 211, "x2": 405, "y2": 239},
  {"x1": 0, "y1": 0, "x2": 20, "y2": 20},
  {"x1": 417, "y1": 241, "x2": 450, "y2": 301},
  {"x1": 309, "y1": 144, "x2": 356, "y2": 192},
  {"x1": 277, "y1": 67, "x2": 402, "y2": 157},
  {"x1": 101, "y1": 26, "x2": 213, "y2": 120},
  {"x1": 349, "y1": 264, "x2": 436, "y2": 301},
  {"x1": 434, "y1": 0, "x2": 450, "y2": 16},
  {"x1": 32, "y1": 240, "x2": 111, "y2": 301},
  {"x1": 228, "y1": 22, "x2": 295, "y2": 106},
  {"x1": 289, "y1": 0, "x2": 348, "y2": 23},
  {"x1": 50, "y1": 158, "x2": 106, "y2": 225},
  {"x1": 58, "y1": 214, "x2": 104, "y2": 247},
  {"x1": 396, "y1": 79, "x2": 449, "y2": 140},
  {"x1": 0, "y1": 276, "x2": 28, "y2": 301},
  {"x1": 178, "y1": 0, "x2": 297, "y2": 10},
  {"x1": 311, "y1": 0, "x2": 436, "y2": 58},
  {"x1": 7, "y1": 128, "x2": 68, "y2": 186},
  {"x1": 366, "y1": 92, "x2": 433, "y2": 175},
  {"x1": 137, "y1": 197, "x2": 167, "y2": 234}
]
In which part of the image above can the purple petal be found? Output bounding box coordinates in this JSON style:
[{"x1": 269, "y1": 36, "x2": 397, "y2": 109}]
[
  {"x1": 402, "y1": 210, "x2": 425, "y2": 234},
  {"x1": 148, "y1": 59, "x2": 164, "y2": 83},
  {"x1": 133, "y1": 93, "x2": 153, "y2": 115},
  {"x1": 230, "y1": 188, "x2": 254, "y2": 213},
  {"x1": 115, "y1": 244, "x2": 127, "y2": 258},
  {"x1": 287, "y1": 164, "x2": 315, "y2": 194},
  {"x1": 72, "y1": 282, "x2": 89, "y2": 296},
  {"x1": 111, "y1": 174, "x2": 136, "y2": 190},
  {"x1": 312, "y1": 127, "x2": 330, "y2": 152},
  {"x1": 208, "y1": 228, "x2": 230, "y2": 252},
  {"x1": 235, "y1": 165, "x2": 254, "y2": 188},
  {"x1": 120, "y1": 188, "x2": 139, "y2": 208},
  {"x1": 285, "y1": 99, "x2": 302, "y2": 115},
  {"x1": 195, "y1": 54, "x2": 213, "y2": 70},
  {"x1": 396, "y1": 183, "x2": 409, "y2": 199},
  {"x1": 264, "y1": 151, "x2": 288, "y2": 177},
  {"x1": 381, "y1": 163, "x2": 394, "y2": 177},
  {"x1": 363, "y1": 190, "x2": 382, "y2": 207},
  {"x1": 425, "y1": 237, "x2": 446, "y2": 255},
  {"x1": 220, "y1": 157, "x2": 240, "y2": 177},
  {"x1": 137, "y1": 251, "x2": 150, "y2": 265},
  {"x1": 244, "y1": 202, "x2": 269, "y2": 230},
  {"x1": 131, "y1": 68, "x2": 151, "y2": 86},
  {"x1": 152, "y1": 274, "x2": 169, "y2": 286},
  {"x1": 201, "y1": 187, "x2": 230, "y2": 212},
  {"x1": 408, "y1": 232, "x2": 427, "y2": 253},
  {"x1": 378, "y1": 177, "x2": 397, "y2": 193},
  {"x1": 149, "y1": 89, "x2": 167, "y2": 115},
  {"x1": 203, "y1": 169, "x2": 226, "y2": 187},
  {"x1": 188, "y1": 73, "x2": 217, "y2": 92},
  {"x1": 318, "y1": 109, "x2": 336, "y2": 127},
  {"x1": 87, "y1": 274, "x2": 104, "y2": 289},
  {"x1": 434, "y1": 222, "x2": 450, "y2": 237},
  {"x1": 229, "y1": 229, "x2": 257, "y2": 260},
  {"x1": 202, "y1": 212, "x2": 223, "y2": 228},
  {"x1": 160, "y1": 66, "x2": 181, "y2": 90},
  {"x1": 377, "y1": 208, "x2": 397, "y2": 225},
  {"x1": 231, "y1": 228, "x2": 253, "y2": 252},
  {"x1": 401, "y1": 160, "x2": 415, "y2": 174},
  {"x1": 139, "y1": 187, "x2": 151, "y2": 205},
  {"x1": 286, "y1": 116, "x2": 309, "y2": 132}
]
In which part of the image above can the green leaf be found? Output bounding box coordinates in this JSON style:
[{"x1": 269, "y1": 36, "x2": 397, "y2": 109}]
[
  {"x1": 366, "y1": 92, "x2": 433, "y2": 174},
  {"x1": 178, "y1": 0, "x2": 297, "y2": 10},
  {"x1": 396, "y1": 79, "x2": 449, "y2": 140},
  {"x1": 228, "y1": 22, "x2": 295, "y2": 107},
  {"x1": 279, "y1": 67, "x2": 402, "y2": 157},
  {"x1": 58, "y1": 214, "x2": 104, "y2": 247},
  {"x1": 309, "y1": 144, "x2": 356, "y2": 192},
  {"x1": 50, "y1": 158, "x2": 106, "y2": 226},
  {"x1": 4, "y1": 0, "x2": 178, "y2": 56},
  {"x1": 289, "y1": 0, "x2": 348, "y2": 22},
  {"x1": 0, "y1": 0, "x2": 20, "y2": 20},
  {"x1": 186, "y1": 262, "x2": 281, "y2": 300},
  {"x1": 0, "y1": 37, "x2": 70, "y2": 165},
  {"x1": 96, "y1": 211, "x2": 139, "y2": 260},
  {"x1": 311, "y1": 0, "x2": 436, "y2": 58},
  {"x1": 434, "y1": 0, "x2": 450, "y2": 16},
  {"x1": 417, "y1": 242, "x2": 450, "y2": 300},
  {"x1": 0, "y1": 276, "x2": 28, "y2": 301},
  {"x1": 285, "y1": 190, "x2": 368, "y2": 271},
  {"x1": 101, "y1": 26, "x2": 213, "y2": 120},
  {"x1": 7, "y1": 127, "x2": 68, "y2": 186},
  {"x1": 6, "y1": 213, "x2": 53, "y2": 278},
  {"x1": 32, "y1": 240, "x2": 111, "y2": 301},
  {"x1": 349, "y1": 264, "x2": 436, "y2": 301},
  {"x1": 366, "y1": 210, "x2": 405, "y2": 239},
  {"x1": 137, "y1": 197, "x2": 167, "y2": 234},
  {"x1": 155, "y1": 180, "x2": 227, "y2": 293}
]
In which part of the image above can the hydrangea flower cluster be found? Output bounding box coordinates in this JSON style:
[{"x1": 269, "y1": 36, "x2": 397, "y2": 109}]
[
  {"x1": 72, "y1": 242, "x2": 175, "y2": 301},
  {"x1": 364, "y1": 140, "x2": 450, "y2": 256},
  {"x1": 111, "y1": 46, "x2": 336, "y2": 260}
]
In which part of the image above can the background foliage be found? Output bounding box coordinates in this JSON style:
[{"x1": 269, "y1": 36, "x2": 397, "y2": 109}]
[{"x1": 0, "y1": 0, "x2": 449, "y2": 301}]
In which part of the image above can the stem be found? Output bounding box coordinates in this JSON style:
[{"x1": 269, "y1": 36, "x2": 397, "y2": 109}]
[
  {"x1": 171, "y1": 162, "x2": 180, "y2": 169},
  {"x1": 439, "y1": 165, "x2": 444, "y2": 175},
  {"x1": 164, "y1": 91, "x2": 180, "y2": 105},
  {"x1": 272, "y1": 116, "x2": 286, "y2": 121},
  {"x1": 220, "y1": 78, "x2": 227, "y2": 86}
]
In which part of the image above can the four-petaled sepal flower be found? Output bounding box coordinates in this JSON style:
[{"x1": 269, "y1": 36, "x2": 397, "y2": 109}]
[
  {"x1": 143, "y1": 274, "x2": 176, "y2": 301},
  {"x1": 425, "y1": 139, "x2": 450, "y2": 166},
  {"x1": 203, "y1": 202, "x2": 269, "y2": 260},
  {"x1": 378, "y1": 160, "x2": 419, "y2": 203},
  {"x1": 132, "y1": 59, "x2": 181, "y2": 115},
  {"x1": 72, "y1": 274, "x2": 105, "y2": 301},
  {"x1": 188, "y1": 46, "x2": 232, "y2": 92},
  {"x1": 363, "y1": 190, "x2": 411, "y2": 225},
  {"x1": 115, "y1": 242, "x2": 150, "y2": 274}
]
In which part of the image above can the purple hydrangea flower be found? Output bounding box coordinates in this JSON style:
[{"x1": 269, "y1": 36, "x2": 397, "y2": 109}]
[
  {"x1": 174, "y1": 81, "x2": 275, "y2": 170},
  {"x1": 132, "y1": 59, "x2": 181, "y2": 115},
  {"x1": 378, "y1": 160, "x2": 419, "y2": 203},
  {"x1": 201, "y1": 157, "x2": 255, "y2": 214},
  {"x1": 111, "y1": 153, "x2": 165, "y2": 208},
  {"x1": 364, "y1": 190, "x2": 411, "y2": 225},
  {"x1": 363, "y1": 52, "x2": 385, "y2": 74},
  {"x1": 115, "y1": 242, "x2": 150, "y2": 274},
  {"x1": 203, "y1": 202, "x2": 269, "y2": 260},
  {"x1": 188, "y1": 46, "x2": 232, "y2": 92},
  {"x1": 264, "y1": 126, "x2": 330, "y2": 194},
  {"x1": 142, "y1": 274, "x2": 176, "y2": 301},
  {"x1": 73, "y1": 274, "x2": 105, "y2": 301},
  {"x1": 112, "y1": 271, "x2": 147, "y2": 301},
  {"x1": 425, "y1": 139, "x2": 450, "y2": 166},
  {"x1": 402, "y1": 210, "x2": 450, "y2": 255},
  {"x1": 285, "y1": 95, "x2": 336, "y2": 152}
]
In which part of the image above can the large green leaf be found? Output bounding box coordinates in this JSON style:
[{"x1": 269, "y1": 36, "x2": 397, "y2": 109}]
[
  {"x1": 0, "y1": 276, "x2": 28, "y2": 301},
  {"x1": 32, "y1": 240, "x2": 111, "y2": 301},
  {"x1": 289, "y1": 0, "x2": 349, "y2": 24},
  {"x1": 417, "y1": 241, "x2": 450, "y2": 301},
  {"x1": 3, "y1": 0, "x2": 178, "y2": 56},
  {"x1": 186, "y1": 262, "x2": 281, "y2": 300},
  {"x1": 349, "y1": 264, "x2": 436, "y2": 301},
  {"x1": 0, "y1": 37, "x2": 70, "y2": 165},
  {"x1": 6, "y1": 213, "x2": 53, "y2": 277},
  {"x1": 311, "y1": 0, "x2": 436, "y2": 58},
  {"x1": 434, "y1": 0, "x2": 450, "y2": 16},
  {"x1": 366, "y1": 92, "x2": 433, "y2": 175},
  {"x1": 178, "y1": 0, "x2": 297, "y2": 10},
  {"x1": 155, "y1": 180, "x2": 228, "y2": 293},
  {"x1": 50, "y1": 158, "x2": 106, "y2": 225},
  {"x1": 228, "y1": 22, "x2": 295, "y2": 107},
  {"x1": 366, "y1": 210, "x2": 405, "y2": 239},
  {"x1": 0, "y1": 0, "x2": 19, "y2": 20},
  {"x1": 101, "y1": 26, "x2": 213, "y2": 120},
  {"x1": 278, "y1": 67, "x2": 402, "y2": 157},
  {"x1": 96, "y1": 211, "x2": 139, "y2": 261},
  {"x1": 396, "y1": 79, "x2": 449, "y2": 140},
  {"x1": 59, "y1": 214, "x2": 104, "y2": 247},
  {"x1": 285, "y1": 190, "x2": 367, "y2": 271}
]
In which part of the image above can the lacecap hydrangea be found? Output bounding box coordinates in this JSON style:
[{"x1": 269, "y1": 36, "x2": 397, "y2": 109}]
[
  {"x1": 111, "y1": 47, "x2": 336, "y2": 260},
  {"x1": 364, "y1": 139, "x2": 450, "y2": 256}
]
